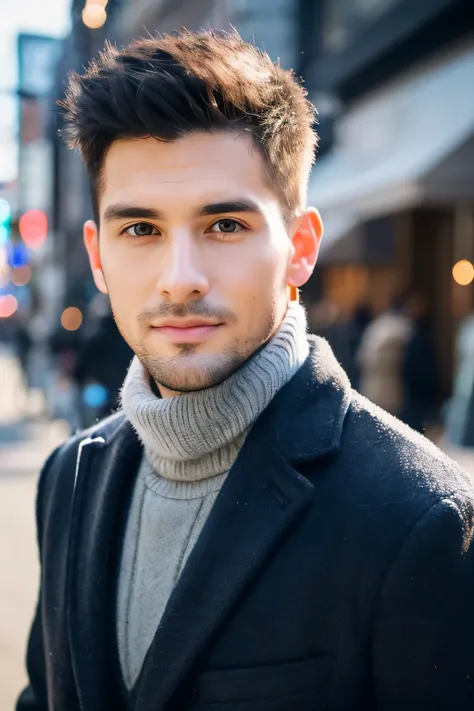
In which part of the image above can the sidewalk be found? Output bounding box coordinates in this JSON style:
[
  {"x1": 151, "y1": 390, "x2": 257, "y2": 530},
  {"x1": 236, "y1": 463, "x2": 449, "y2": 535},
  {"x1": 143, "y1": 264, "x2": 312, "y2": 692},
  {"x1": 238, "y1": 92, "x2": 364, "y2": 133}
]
[
  {"x1": 0, "y1": 417, "x2": 68, "y2": 709},
  {"x1": 0, "y1": 346, "x2": 69, "y2": 708}
]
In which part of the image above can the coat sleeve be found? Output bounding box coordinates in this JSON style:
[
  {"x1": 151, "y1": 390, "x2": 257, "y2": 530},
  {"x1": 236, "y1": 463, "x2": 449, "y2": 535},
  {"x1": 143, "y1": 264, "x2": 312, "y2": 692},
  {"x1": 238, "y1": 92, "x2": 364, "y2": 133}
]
[
  {"x1": 16, "y1": 448, "x2": 61, "y2": 711},
  {"x1": 372, "y1": 496, "x2": 474, "y2": 710}
]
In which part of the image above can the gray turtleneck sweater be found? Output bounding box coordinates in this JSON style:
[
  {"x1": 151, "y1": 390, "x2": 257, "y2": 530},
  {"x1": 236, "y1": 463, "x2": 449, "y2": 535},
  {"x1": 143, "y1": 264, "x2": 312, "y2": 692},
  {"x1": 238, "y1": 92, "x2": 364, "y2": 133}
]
[{"x1": 118, "y1": 303, "x2": 309, "y2": 689}]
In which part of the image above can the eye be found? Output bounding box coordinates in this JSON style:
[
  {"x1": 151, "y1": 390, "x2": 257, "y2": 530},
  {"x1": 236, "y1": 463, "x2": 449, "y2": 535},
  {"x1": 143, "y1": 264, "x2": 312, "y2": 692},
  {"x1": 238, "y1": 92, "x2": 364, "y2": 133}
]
[
  {"x1": 208, "y1": 219, "x2": 246, "y2": 235},
  {"x1": 123, "y1": 223, "x2": 160, "y2": 237}
]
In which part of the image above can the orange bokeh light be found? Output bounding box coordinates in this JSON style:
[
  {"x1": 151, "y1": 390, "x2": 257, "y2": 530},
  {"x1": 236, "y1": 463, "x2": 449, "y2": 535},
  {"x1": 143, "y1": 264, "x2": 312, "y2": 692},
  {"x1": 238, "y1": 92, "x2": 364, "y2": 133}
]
[
  {"x1": 0, "y1": 294, "x2": 18, "y2": 318},
  {"x1": 452, "y1": 260, "x2": 474, "y2": 286},
  {"x1": 61, "y1": 306, "x2": 83, "y2": 331},
  {"x1": 11, "y1": 265, "x2": 32, "y2": 287},
  {"x1": 82, "y1": 4, "x2": 107, "y2": 28}
]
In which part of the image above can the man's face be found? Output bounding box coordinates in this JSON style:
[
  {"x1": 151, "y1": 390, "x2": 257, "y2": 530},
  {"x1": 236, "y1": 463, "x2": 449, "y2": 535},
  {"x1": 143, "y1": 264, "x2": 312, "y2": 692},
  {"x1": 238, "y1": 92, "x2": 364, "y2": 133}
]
[{"x1": 85, "y1": 132, "x2": 320, "y2": 395}]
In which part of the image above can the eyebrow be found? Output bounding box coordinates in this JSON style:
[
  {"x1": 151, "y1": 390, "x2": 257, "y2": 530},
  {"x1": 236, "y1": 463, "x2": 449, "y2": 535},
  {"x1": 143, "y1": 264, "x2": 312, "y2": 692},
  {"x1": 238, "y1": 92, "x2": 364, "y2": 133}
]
[
  {"x1": 102, "y1": 199, "x2": 262, "y2": 223},
  {"x1": 197, "y1": 200, "x2": 262, "y2": 217},
  {"x1": 103, "y1": 205, "x2": 164, "y2": 222}
]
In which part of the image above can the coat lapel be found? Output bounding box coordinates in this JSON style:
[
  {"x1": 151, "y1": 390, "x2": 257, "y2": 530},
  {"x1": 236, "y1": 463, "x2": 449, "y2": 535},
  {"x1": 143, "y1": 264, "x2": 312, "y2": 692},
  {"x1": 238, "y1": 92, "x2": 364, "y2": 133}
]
[
  {"x1": 133, "y1": 338, "x2": 351, "y2": 710},
  {"x1": 66, "y1": 418, "x2": 142, "y2": 711}
]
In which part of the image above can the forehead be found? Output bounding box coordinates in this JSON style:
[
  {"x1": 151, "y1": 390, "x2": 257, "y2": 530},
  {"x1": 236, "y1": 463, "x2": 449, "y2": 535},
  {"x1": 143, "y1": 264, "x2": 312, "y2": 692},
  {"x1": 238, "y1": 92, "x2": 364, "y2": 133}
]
[{"x1": 100, "y1": 132, "x2": 277, "y2": 216}]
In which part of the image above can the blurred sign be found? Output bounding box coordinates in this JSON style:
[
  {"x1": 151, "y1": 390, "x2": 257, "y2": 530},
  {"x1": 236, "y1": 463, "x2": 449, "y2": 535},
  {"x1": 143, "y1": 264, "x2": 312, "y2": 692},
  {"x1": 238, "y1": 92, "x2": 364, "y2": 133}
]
[
  {"x1": 17, "y1": 34, "x2": 60, "y2": 215},
  {"x1": 18, "y1": 34, "x2": 61, "y2": 99},
  {"x1": 18, "y1": 141, "x2": 53, "y2": 213},
  {"x1": 20, "y1": 100, "x2": 46, "y2": 144}
]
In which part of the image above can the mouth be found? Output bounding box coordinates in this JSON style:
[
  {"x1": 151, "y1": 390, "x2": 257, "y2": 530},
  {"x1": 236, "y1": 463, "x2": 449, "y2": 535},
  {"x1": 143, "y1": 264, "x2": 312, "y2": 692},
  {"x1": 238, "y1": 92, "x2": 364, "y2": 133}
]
[{"x1": 151, "y1": 321, "x2": 224, "y2": 344}]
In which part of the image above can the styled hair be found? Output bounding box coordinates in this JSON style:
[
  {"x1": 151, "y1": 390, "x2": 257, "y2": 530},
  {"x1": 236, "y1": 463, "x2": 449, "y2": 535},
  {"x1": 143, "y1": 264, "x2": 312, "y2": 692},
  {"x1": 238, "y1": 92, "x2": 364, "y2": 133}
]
[{"x1": 59, "y1": 29, "x2": 318, "y2": 221}]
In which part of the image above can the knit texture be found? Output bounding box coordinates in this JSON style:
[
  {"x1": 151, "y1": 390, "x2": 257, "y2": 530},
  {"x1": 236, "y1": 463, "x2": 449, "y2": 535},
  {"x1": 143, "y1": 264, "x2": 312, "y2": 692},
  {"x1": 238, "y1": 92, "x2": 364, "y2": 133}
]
[
  {"x1": 117, "y1": 302, "x2": 309, "y2": 690},
  {"x1": 117, "y1": 457, "x2": 223, "y2": 690}
]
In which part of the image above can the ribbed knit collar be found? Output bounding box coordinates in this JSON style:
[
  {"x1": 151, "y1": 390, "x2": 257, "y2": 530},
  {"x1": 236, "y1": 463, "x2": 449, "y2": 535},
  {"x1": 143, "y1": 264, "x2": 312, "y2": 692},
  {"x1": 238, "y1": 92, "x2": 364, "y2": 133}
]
[{"x1": 121, "y1": 302, "x2": 309, "y2": 482}]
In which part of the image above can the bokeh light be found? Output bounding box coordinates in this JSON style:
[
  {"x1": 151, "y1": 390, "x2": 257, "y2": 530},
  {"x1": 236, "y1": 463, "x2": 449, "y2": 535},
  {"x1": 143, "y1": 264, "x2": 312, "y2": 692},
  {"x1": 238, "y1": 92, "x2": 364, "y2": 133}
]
[
  {"x1": 83, "y1": 383, "x2": 108, "y2": 408},
  {"x1": 61, "y1": 306, "x2": 83, "y2": 331},
  {"x1": 0, "y1": 226, "x2": 9, "y2": 245},
  {"x1": 82, "y1": 4, "x2": 107, "y2": 28},
  {"x1": 0, "y1": 198, "x2": 11, "y2": 245},
  {"x1": 0, "y1": 246, "x2": 8, "y2": 271},
  {"x1": 452, "y1": 260, "x2": 474, "y2": 286},
  {"x1": 0, "y1": 294, "x2": 18, "y2": 318},
  {"x1": 11, "y1": 265, "x2": 32, "y2": 287},
  {"x1": 0, "y1": 270, "x2": 10, "y2": 289},
  {"x1": 9, "y1": 241, "x2": 29, "y2": 267},
  {"x1": 0, "y1": 246, "x2": 9, "y2": 287},
  {"x1": 19, "y1": 209, "x2": 48, "y2": 249},
  {"x1": 0, "y1": 197, "x2": 11, "y2": 223}
]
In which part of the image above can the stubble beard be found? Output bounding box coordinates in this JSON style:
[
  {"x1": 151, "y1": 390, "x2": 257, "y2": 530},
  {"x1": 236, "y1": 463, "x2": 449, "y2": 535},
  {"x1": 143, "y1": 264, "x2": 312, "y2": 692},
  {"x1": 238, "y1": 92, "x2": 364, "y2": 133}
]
[
  {"x1": 136, "y1": 318, "x2": 275, "y2": 393},
  {"x1": 109, "y1": 294, "x2": 282, "y2": 394}
]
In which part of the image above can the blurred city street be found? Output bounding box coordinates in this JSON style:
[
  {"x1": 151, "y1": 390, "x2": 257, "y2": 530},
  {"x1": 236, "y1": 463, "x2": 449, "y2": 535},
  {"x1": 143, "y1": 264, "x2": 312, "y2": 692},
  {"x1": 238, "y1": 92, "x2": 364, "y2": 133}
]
[
  {"x1": 0, "y1": 346, "x2": 68, "y2": 708},
  {"x1": 0, "y1": 0, "x2": 473, "y2": 706}
]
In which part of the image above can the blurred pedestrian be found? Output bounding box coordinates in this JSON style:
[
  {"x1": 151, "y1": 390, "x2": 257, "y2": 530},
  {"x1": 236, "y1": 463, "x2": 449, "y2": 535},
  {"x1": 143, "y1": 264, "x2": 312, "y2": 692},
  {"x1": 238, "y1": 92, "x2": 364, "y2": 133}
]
[
  {"x1": 17, "y1": 30, "x2": 474, "y2": 711},
  {"x1": 445, "y1": 308, "x2": 474, "y2": 446},
  {"x1": 307, "y1": 298, "x2": 350, "y2": 366},
  {"x1": 345, "y1": 304, "x2": 372, "y2": 389},
  {"x1": 46, "y1": 316, "x2": 81, "y2": 427},
  {"x1": 12, "y1": 312, "x2": 32, "y2": 391},
  {"x1": 357, "y1": 296, "x2": 412, "y2": 416},
  {"x1": 400, "y1": 292, "x2": 437, "y2": 433},
  {"x1": 73, "y1": 293, "x2": 133, "y2": 427}
]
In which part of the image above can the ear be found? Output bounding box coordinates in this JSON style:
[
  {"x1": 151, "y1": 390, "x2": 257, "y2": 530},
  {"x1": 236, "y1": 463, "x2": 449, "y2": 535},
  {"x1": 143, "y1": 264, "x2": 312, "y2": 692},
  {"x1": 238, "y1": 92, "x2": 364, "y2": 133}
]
[
  {"x1": 287, "y1": 207, "x2": 323, "y2": 289},
  {"x1": 84, "y1": 220, "x2": 108, "y2": 294}
]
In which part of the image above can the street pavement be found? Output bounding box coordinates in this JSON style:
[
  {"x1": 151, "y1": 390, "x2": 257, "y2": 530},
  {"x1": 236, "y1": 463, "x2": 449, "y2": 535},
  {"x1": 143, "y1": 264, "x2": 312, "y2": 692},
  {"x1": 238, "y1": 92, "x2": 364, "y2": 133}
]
[
  {"x1": 1, "y1": 346, "x2": 474, "y2": 708},
  {"x1": 0, "y1": 347, "x2": 68, "y2": 708}
]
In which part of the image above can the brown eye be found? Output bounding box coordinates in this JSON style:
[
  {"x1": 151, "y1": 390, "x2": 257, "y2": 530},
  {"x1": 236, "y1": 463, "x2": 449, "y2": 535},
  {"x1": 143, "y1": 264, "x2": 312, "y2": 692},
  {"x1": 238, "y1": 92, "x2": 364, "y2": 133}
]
[{"x1": 125, "y1": 223, "x2": 159, "y2": 237}]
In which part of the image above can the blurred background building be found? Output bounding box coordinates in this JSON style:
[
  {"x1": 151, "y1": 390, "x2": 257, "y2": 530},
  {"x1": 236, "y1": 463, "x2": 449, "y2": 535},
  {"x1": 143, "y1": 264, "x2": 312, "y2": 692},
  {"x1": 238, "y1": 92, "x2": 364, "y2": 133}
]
[{"x1": 1, "y1": 0, "x2": 474, "y2": 435}]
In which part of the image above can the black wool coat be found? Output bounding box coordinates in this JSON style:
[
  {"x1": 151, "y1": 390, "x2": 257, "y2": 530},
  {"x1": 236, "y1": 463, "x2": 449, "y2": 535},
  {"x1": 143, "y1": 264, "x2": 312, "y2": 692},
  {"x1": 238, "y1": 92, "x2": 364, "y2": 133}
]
[{"x1": 17, "y1": 337, "x2": 474, "y2": 711}]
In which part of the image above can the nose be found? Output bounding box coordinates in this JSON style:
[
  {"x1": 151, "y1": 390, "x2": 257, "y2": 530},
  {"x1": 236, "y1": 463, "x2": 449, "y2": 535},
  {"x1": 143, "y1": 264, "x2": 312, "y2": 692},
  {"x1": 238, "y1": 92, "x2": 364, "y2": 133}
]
[{"x1": 156, "y1": 231, "x2": 210, "y2": 303}]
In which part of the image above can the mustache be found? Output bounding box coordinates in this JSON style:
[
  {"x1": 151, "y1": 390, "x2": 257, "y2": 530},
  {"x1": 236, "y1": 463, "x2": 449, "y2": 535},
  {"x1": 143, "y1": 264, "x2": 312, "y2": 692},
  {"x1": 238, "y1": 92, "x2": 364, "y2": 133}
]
[{"x1": 138, "y1": 301, "x2": 236, "y2": 325}]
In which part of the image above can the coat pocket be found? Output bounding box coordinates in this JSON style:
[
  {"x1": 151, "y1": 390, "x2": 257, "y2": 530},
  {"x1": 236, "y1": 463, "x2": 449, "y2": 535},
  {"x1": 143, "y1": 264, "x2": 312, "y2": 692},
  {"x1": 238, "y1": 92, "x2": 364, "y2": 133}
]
[{"x1": 192, "y1": 654, "x2": 332, "y2": 709}]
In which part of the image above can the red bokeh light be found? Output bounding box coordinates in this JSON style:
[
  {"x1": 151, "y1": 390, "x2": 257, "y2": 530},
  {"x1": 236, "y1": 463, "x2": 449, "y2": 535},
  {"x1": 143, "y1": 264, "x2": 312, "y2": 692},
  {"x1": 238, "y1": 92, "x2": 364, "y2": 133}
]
[
  {"x1": 0, "y1": 294, "x2": 18, "y2": 318},
  {"x1": 19, "y1": 210, "x2": 48, "y2": 249}
]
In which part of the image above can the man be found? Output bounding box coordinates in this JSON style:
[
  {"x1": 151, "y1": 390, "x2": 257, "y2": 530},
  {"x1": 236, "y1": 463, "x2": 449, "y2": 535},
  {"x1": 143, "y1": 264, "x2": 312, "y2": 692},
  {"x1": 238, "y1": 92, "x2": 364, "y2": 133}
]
[{"x1": 17, "y1": 31, "x2": 474, "y2": 711}]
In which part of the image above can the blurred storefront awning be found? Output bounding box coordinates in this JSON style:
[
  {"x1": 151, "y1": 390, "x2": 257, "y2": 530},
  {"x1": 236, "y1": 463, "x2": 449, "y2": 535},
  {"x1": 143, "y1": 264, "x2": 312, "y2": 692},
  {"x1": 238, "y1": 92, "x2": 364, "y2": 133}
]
[
  {"x1": 310, "y1": 42, "x2": 474, "y2": 255},
  {"x1": 318, "y1": 212, "x2": 360, "y2": 258}
]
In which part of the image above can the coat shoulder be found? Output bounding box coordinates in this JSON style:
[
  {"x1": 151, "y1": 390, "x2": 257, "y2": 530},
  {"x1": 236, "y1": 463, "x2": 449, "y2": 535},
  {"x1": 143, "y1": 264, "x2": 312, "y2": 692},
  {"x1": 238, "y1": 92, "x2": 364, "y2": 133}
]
[{"x1": 338, "y1": 391, "x2": 474, "y2": 508}]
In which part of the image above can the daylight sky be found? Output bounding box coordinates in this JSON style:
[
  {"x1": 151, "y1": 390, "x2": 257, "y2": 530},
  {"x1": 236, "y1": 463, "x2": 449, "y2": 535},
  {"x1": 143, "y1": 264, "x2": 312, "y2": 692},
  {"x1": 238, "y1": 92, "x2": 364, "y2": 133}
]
[{"x1": 0, "y1": 0, "x2": 71, "y2": 182}]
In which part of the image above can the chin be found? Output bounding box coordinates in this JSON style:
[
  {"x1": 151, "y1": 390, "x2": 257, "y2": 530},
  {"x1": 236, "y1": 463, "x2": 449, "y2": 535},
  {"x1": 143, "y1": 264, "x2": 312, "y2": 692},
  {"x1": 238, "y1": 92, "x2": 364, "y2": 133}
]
[
  {"x1": 148, "y1": 351, "x2": 245, "y2": 393},
  {"x1": 156, "y1": 369, "x2": 226, "y2": 393}
]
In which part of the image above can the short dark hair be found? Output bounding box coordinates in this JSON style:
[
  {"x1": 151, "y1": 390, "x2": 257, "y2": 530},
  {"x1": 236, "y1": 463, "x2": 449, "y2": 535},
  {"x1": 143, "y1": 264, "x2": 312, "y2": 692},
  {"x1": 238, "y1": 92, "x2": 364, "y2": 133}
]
[{"x1": 59, "y1": 30, "x2": 317, "y2": 222}]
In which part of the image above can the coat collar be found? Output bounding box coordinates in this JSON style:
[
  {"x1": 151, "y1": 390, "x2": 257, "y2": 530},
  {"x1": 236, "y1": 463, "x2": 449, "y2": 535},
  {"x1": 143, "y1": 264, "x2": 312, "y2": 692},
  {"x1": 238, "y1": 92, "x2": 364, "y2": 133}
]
[
  {"x1": 66, "y1": 336, "x2": 351, "y2": 711},
  {"x1": 264, "y1": 335, "x2": 352, "y2": 463}
]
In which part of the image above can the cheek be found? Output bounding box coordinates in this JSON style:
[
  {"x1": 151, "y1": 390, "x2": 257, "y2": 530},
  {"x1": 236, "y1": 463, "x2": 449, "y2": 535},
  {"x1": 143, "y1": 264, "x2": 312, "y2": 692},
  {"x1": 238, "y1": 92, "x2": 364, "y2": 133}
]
[
  {"x1": 100, "y1": 247, "x2": 150, "y2": 322},
  {"x1": 215, "y1": 238, "x2": 288, "y2": 294}
]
